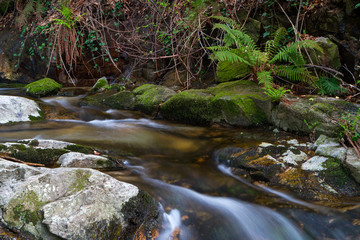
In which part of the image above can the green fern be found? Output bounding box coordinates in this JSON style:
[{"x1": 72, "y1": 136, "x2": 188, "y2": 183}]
[
  {"x1": 264, "y1": 86, "x2": 290, "y2": 102},
  {"x1": 209, "y1": 17, "x2": 323, "y2": 90},
  {"x1": 317, "y1": 76, "x2": 346, "y2": 96}
]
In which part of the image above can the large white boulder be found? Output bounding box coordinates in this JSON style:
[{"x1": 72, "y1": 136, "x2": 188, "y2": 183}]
[{"x1": 0, "y1": 96, "x2": 42, "y2": 124}]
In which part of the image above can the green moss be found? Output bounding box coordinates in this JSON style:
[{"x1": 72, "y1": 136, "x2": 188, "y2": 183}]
[
  {"x1": 10, "y1": 147, "x2": 67, "y2": 166},
  {"x1": 0, "y1": 144, "x2": 7, "y2": 151},
  {"x1": 69, "y1": 169, "x2": 91, "y2": 194},
  {"x1": 135, "y1": 85, "x2": 175, "y2": 115},
  {"x1": 18, "y1": 139, "x2": 39, "y2": 146},
  {"x1": 24, "y1": 78, "x2": 62, "y2": 98},
  {"x1": 104, "y1": 91, "x2": 136, "y2": 110},
  {"x1": 29, "y1": 109, "x2": 45, "y2": 121},
  {"x1": 65, "y1": 144, "x2": 93, "y2": 154},
  {"x1": 121, "y1": 190, "x2": 159, "y2": 238},
  {"x1": 5, "y1": 190, "x2": 45, "y2": 226},
  {"x1": 90, "y1": 77, "x2": 109, "y2": 93},
  {"x1": 319, "y1": 158, "x2": 360, "y2": 195},
  {"x1": 161, "y1": 90, "x2": 217, "y2": 125},
  {"x1": 216, "y1": 60, "x2": 249, "y2": 83},
  {"x1": 133, "y1": 84, "x2": 156, "y2": 95}
]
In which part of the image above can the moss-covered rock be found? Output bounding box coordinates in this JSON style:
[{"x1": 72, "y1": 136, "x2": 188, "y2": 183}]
[
  {"x1": 24, "y1": 78, "x2": 62, "y2": 98},
  {"x1": 90, "y1": 77, "x2": 109, "y2": 93},
  {"x1": 104, "y1": 91, "x2": 136, "y2": 110},
  {"x1": 270, "y1": 96, "x2": 356, "y2": 137},
  {"x1": 161, "y1": 80, "x2": 270, "y2": 126},
  {"x1": 313, "y1": 37, "x2": 341, "y2": 70},
  {"x1": 0, "y1": 161, "x2": 159, "y2": 240},
  {"x1": 161, "y1": 89, "x2": 216, "y2": 125},
  {"x1": 216, "y1": 60, "x2": 249, "y2": 83},
  {"x1": 133, "y1": 84, "x2": 176, "y2": 115}
]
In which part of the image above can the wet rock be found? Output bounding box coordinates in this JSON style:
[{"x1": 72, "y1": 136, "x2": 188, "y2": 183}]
[
  {"x1": 0, "y1": 139, "x2": 94, "y2": 166},
  {"x1": 81, "y1": 89, "x2": 136, "y2": 110},
  {"x1": 90, "y1": 77, "x2": 109, "y2": 93},
  {"x1": 270, "y1": 96, "x2": 359, "y2": 137},
  {"x1": 301, "y1": 156, "x2": 328, "y2": 171},
  {"x1": 0, "y1": 159, "x2": 159, "y2": 240},
  {"x1": 103, "y1": 91, "x2": 136, "y2": 110},
  {"x1": 313, "y1": 37, "x2": 341, "y2": 70},
  {"x1": 133, "y1": 84, "x2": 176, "y2": 115},
  {"x1": 19, "y1": 139, "x2": 74, "y2": 149},
  {"x1": 214, "y1": 146, "x2": 283, "y2": 180},
  {"x1": 0, "y1": 96, "x2": 43, "y2": 124},
  {"x1": 161, "y1": 80, "x2": 270, "y2": 126},
  {"x1": 313, "y1": 135, "x2": 346, "y2": 161},
  {"x1": 279, "y1": 149, "x2": 308, "y2": 165},
  {"x1": 24, "y1": 78, "x2": 62, "y2": 98},
  {"x1": 342, "y1": 148, "x2": 360, "y2": 183},
  {"x1": 58, "y1": 152, "x2": 116, "y2": 169}
]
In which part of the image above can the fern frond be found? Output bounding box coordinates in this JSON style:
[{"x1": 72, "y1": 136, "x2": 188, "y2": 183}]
[
  {"x1": 213, "y1": 23, "x2": 257, "y2": 50},
  {"x1": 270, "y1": 43, "x2": 305, "y2": 66},
  {"x1": 211, "y1": 50, "x2": 251, "y2": 65},
  {"x1": 274, "y1": 65, "x2": 313, "y2": 83},
  {"x1": 207, "y1": 45, "x2": 230, "y2": 52},
  {"x1": 272, "y1": 27, "x2": 287, "y2": 45},
  {"x1": 257, "y1": 71, "x2": 273, "y2": 88},
  {"x1": 294, "y1": 39, "x2": 324, "y2": 54},
  {"x1": 317, "y1": 76, "x2": 345, "y2": 95},
  {"x1": 211, "y1": 16, "x2": 238, "y2": 28}
]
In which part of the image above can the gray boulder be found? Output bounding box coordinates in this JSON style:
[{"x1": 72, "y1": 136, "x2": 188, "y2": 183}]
[
  {"x1": 0, "y1": 159, "x2": 158, "y2": 240},
  {"x1": 58, "y1": 152, "x2": 116, "y2": 169},
  {"x1": 313, "y1": 135, "x2": 347, "y2": 161},
  {"x1": 342, "y1": 148, "x2": 360, "y2": 183},
  {"x1": 0, "y1": 96, "x2": 43, "y2": 124}
]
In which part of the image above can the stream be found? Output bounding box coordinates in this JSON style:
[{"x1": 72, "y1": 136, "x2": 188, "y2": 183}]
[{"x1": 1, "y1": 87, "x2": 360, "y2": 239}]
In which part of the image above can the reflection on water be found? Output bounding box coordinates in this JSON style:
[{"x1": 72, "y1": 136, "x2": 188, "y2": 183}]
[{"x1": 1, "y1": 91, "x2": 360, "y2": 239}]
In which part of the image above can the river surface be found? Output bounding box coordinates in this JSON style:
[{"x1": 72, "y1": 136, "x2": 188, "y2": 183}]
[{"x1": 1, "y1": 87, "x2": 360, "y2": 240}]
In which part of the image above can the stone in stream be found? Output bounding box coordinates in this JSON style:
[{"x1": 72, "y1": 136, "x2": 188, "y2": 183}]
[
  {"x1": 161, "y1": 80, "x2": 271, "y2": 126},
  {"x1": 215, "y1": 139, "x2": 360, "y2": 200},
  {"x1": 0, "y1": 139, "x2": 98, "y2": 167},
  {"x1": 24, "y1": 78, "x2": 63, "y2": 98},
  {"x1": 270, "y1": 95, "x2": 359, "y2": 137},
  {"x1": 58, "y1": 152, "x2": 117, "y2": 169},
  {"x1": 133, "y1": 84, "x2": 176, "y2": 115},
  {"x1": 0, "y1": 159, "x2": 159, "y2": 240},
  {"x1": 0, "y1": 95, "x2": 43, "y2": 124}
]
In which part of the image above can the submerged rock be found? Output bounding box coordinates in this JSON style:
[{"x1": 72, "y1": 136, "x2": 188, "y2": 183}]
[
  {"x1": 0, "y1": 96, "x2": 43, "y2": 124},
  {"x1": 216, "y1": 138, "x2": 360, "y2": 200},
  {"x1": 0, "y1": 159, "x2": 159, "y2": 240},
  {"x1": 24, "y1": 78, "x2": 62, "y2": 98},
  {"x1": 58, "y1": 152, "x2": 116, "y2": 169}
]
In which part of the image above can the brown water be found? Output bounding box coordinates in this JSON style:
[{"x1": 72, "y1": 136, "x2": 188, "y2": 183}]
[{"x1": 1, "y1": 88, "x2": 360, "y2": 240}]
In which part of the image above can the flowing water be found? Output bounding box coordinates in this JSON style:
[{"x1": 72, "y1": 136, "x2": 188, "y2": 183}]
[{"x1": 1, "y1": 87, "x2": 360, "y2": 239}]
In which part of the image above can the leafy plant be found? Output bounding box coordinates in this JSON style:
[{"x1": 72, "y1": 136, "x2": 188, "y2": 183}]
[
  {"x1": 264, "y1": 86, "x2": 290, "y2": 102},
  {"x1": 339, "y1": 109, "x2": 360, "y2": 158},
  {"x1": 316, "y1": 75, "x2": 346, "y2": 96},
  {"x1": 53, "y1": 5, "x2": 85, "y2": 29},
  {"x1": 208, "y1": 17, "x2": 323, "y2": 89}
]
